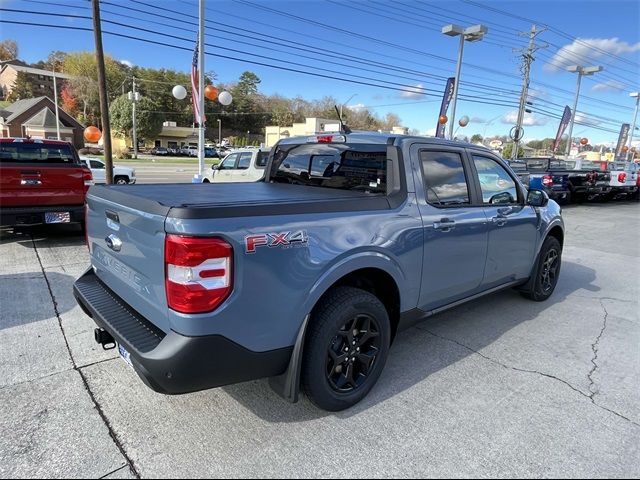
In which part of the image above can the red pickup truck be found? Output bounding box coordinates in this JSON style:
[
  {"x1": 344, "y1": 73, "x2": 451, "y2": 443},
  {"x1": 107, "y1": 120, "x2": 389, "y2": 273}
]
[{"x1": 0, "y1": 138, "x2": 93, "y2": 228}]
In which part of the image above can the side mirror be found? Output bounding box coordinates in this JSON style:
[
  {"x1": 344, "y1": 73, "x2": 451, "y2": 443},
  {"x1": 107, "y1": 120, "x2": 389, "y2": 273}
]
[
  {"x1": 212, "y1": 164, "x2": 219, "y2": 170},
  {"x1": 527, "y1": 188, "x2": 549, "y2": 207}
]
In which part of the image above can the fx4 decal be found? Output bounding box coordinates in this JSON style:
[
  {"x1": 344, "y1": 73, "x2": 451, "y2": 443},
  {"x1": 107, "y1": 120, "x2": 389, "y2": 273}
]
[{"x1": 245, "y1": 230, "x2": 309, "y2": 254}]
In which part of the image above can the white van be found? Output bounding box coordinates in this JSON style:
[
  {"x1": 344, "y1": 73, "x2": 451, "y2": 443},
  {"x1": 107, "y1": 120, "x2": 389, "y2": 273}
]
[{"x1": 203, "y1": 148, "x2": 271, "y2": 183}]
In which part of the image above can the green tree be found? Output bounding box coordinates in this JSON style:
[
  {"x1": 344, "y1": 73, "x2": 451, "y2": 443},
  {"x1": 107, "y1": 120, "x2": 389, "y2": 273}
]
[
  {"x1": 7, "y1": 71, "x2": 37, "y2": 101},
  {"x1": 109, "y1": 94, "x2": 164, "y2": 142},
  {"x1": 471, "y1": 134, "x2": 484, "y2": 144},
  {"x1": 501, "y1": 143, "x2": 525, "y2": 159},
  {"x1": 63, "y1": 52, "x2": 127, "y2": 123},
  {"x1": 0, "y1": 39, "x2": 18, "y2": 61},
  {"x1": 230, "y1": 71, "x2": 262, "y2": 132}
]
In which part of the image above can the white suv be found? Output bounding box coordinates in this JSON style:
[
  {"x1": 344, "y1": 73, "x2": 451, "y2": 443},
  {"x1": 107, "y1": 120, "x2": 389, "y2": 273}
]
[
  {"x1": 80, "y1": 157, "x2": 136, "y2": 185},
  {"x1": 203, "y1": 148, "x2": 270, "y2": 183}
]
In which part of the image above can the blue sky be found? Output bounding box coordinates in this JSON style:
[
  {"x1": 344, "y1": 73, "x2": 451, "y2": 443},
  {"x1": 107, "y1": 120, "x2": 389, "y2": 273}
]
[{"x1": 2, "y1": 0, "x2": 639, "y2": 145}]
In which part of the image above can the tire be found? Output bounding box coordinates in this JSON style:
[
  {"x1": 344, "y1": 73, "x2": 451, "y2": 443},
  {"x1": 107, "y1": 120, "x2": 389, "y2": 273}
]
[
  {"x1": 114, "y1": 176, "x2": 129, "y2": 185},
  {"x1": 521, "y1": 236, "x2": 562, "y2": 302},
  {"x1": 302, "y1": 286, "x2": 391, "y2": 411},
  {"x1": 560, "y1": 191, "x2": 571, "y2": 205},
  {"x1": 202, "y1": 178, "x2": 210, "y2": 183}
]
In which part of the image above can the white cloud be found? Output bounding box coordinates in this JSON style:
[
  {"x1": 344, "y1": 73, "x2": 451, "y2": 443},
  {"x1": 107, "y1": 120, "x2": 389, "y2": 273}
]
[
  {"x1": 400, "y1": 84, "x2": 427, "y2": 99},
  {"x1": 120, "y1": 60, "x2": 134, "y2": 68},
  {"x1": 469, "y1": 116, "x2": 486, "y2": 123},
  {"x1": 591, "y1": 80, "x2": 626, "y2": 92},
  {"x1": 346, "y1": 103, "x2": 366, "y2": 111},
  {"x1": 544, "y1": 37, "x2": 640, "y2": 72},
  {"x1": 574, "y1": 112, "x2": 600, "y2": 127},
  {"x1": 425, "y1": 127, "x2": 437, "y2": 137},
  {"x1": 501, "y1": 110, "x2": 548, "y2": 126}
]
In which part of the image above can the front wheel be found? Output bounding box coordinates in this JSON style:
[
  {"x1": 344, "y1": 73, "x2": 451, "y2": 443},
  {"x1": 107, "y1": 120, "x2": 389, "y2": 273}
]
[
  {"x1": 302, "y1": 287, "x2": 391, "y2": 411},
  {"x1": 114, "y1": 176, "x2": 129, "y2": 185},
  {"x1": 521, "y1": 236, "x2": 562, "y2": 302}
]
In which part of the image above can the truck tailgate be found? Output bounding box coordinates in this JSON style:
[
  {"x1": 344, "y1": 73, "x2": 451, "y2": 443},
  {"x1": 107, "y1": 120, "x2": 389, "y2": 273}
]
[{"x1": 86, "y1": 193, "x2": 170, "y2": 333}]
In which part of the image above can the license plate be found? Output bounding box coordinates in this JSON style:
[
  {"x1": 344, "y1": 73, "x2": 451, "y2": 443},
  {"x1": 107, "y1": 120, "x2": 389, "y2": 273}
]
[
  {"x1": 118, "y1": 344, "x2": 134, "y2": 369},
  {"x1": 45, "y1": 212, "x2": 70, "y2": 224}
]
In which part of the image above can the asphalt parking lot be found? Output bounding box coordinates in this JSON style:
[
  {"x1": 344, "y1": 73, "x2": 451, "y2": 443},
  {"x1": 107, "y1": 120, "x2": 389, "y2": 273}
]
[{"x1": 1, "y1": 201, "x2": 638, "y2": 478}]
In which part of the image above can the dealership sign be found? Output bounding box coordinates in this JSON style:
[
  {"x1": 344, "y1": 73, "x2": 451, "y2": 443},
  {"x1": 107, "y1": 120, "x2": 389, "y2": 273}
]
[{"x1": 436, "y1": 77, "x2": 455, "y2": 138}]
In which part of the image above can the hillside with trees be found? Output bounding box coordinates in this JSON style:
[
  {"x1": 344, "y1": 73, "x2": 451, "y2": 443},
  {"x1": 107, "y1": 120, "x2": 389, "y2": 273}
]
[{"x1": 4, "y1": 42, "x2": 408, "y2": 143}]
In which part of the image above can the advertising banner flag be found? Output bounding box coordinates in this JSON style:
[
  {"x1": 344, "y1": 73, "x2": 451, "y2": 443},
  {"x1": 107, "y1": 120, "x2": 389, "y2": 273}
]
[
  {"x1": 436, "y1": 77, "x2": 455, "y2": 138},
  {"x1": 552, "y1": 106, "x2": 572, "y2": 154},
  {"x1": 614, "y1": 123, "x2": 630, "y2": 159}
]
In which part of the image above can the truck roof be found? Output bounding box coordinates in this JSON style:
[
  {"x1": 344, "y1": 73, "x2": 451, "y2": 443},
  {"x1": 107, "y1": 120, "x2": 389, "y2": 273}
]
[
  {"x1": 0, "y1": 137, "x2": 71, "y2": 146},
  {"x1": 277, "y1": 131, "x2": 484, "y2": 150}
]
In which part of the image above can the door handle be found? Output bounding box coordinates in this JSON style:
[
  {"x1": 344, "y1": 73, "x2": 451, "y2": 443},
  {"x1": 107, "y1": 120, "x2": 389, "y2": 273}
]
[
  {"x1": 433, "y1": 219, "x2": 456, "y2": 232},
  {"x1": 492, "y1": 216, "x2": 507, "y2": 226}
]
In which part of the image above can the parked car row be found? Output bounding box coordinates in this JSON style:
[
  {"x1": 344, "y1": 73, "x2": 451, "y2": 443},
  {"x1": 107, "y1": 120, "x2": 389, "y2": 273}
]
[
  {"x1": 507, "y1": 157, "x2": 639, "y2": 203},
  {"x1": 149, "y1": 146, "x2": 227, "y2": 158}
]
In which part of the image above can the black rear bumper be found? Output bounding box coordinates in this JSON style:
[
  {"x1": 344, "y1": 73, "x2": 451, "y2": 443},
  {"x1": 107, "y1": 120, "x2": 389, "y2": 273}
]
[
  {"x1": 0, "y1": 204, "x2": 84, "y2": 227},
  {"x1": 73, "y1": 269, "x2": 292, "y2": 394}
]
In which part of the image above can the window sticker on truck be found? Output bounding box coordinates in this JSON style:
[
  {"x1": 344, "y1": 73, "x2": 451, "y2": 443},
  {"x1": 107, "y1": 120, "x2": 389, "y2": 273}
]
[{"x1": 245, "y1": 230, "x2": 309, "y2": 254}]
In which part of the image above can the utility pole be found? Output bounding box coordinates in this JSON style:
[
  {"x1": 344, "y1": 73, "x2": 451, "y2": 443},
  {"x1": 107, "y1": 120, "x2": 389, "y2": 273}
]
[
  {"x1": 217, "y1": 118, "x2": 221, "y2": 146},
  {"x1": 92, "y1": 0, "x2": 113, "y2": 184},
  {"x1": 128, "y1": 76, "x2": 139, "y2": 159},
  {"x1": 627, "y1": 92, "x2": 639, "y2": 161},
  {"x1": 512, "y1": 25, "x2": 546, "y2": 159},
  {"x1": 52, "y1": 68, "x2": 61, "y2": 141},
  {"x1": 197, "y1": 0, "x2": 206, "y2": 179}
]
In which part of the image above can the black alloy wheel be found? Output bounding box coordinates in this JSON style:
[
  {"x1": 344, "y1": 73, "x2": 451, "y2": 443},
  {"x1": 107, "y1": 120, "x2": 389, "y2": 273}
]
[{"x1": 326, "y1": 313, "x2": 382, "y2": 393}]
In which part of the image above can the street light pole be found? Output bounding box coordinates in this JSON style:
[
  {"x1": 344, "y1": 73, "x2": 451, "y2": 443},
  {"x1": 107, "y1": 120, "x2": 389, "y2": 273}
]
[
  {"x1": 442, "y1": 24, "x2": 487, "y2": 140},
  {"x1": 52, "y1": 68, "x2": 61, "y2": 141},
  {"x1": 448, "y1": 34, "x2": 465, "y2": 141},
  {"x1": 217, "y1": 119, "x2": 221, "y2": 146},
  {"x1": 565, "y1": 65, "x2": 602, "y2": 157},
  {"x1": 627, "y1": 92, "x2": 639, "y2": 161}
]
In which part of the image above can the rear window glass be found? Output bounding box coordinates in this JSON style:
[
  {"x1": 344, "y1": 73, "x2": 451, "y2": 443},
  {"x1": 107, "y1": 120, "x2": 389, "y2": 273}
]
[
  {"x1": 270, "y1": 143, "x2": 387, "y2": 194},
  {"x1": 507, "y1": 160, "x2": 528, "y2": 172},
  {"x1": 0, "y1": 143, "x2": 77, "y2": 164}
]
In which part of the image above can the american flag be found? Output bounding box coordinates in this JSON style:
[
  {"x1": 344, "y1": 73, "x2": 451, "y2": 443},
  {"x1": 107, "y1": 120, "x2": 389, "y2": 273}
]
[{"x1": 191, "y1": 40, "x2": 204, "y2": 125}]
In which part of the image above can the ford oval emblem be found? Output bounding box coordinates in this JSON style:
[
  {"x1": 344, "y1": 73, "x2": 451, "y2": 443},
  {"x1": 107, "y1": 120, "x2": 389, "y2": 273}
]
[{"x1": 105, "y1": 234, "x2": 122, "y2": 252}]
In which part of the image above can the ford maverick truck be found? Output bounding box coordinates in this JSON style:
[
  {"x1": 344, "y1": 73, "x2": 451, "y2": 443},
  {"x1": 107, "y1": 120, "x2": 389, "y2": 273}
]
[{"x1": 74, "y1": 133, "x2": 564, "y2": 411}]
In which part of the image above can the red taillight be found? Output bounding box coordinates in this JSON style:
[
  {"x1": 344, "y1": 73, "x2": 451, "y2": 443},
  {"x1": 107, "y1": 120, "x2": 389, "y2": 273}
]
[
  {"x1": 82, "y1": 167, "x2": 94, "y2": 194},
  {"x1": 165, "y1": 235, "x2": 233, "y2": 314},
  {"x1": 542, "y1": 175, "x2": 553, "y2": 187},
  {"x1": 618, "y1": 172, "x2": 627, "y2": 183},
  {"x1": 317, "y1": 135, "x2": 334, "y2": 143}
]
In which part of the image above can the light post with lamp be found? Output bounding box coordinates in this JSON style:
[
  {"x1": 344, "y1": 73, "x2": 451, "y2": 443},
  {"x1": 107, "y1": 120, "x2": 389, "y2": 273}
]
[
  {"x1": 442, "y1": 23, "x2": 488, "y2": 140},
  {"x1": 565, "y1": 65, "x2": 603, "y2": 157}
]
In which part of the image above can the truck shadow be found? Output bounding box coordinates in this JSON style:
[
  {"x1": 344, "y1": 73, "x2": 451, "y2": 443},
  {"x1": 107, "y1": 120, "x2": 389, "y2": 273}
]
[
  {"x1": 222, "y1": 260, "x2": 599, "y2": 422},
  {"x1": 0, "y1": 271, "x2": 78, "y2": 330},
  {"x1": 1, "y1": 224, "x2": 85, "y2": 249}
]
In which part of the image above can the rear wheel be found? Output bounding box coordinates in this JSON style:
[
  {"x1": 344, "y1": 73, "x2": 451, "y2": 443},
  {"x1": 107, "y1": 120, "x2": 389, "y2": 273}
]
[
  {"x1": 302, "y1": 287, "x2": 390, "y2": 411},
  {"x1": 521, "y1": 236, "x2": 562, "y2": 302}
]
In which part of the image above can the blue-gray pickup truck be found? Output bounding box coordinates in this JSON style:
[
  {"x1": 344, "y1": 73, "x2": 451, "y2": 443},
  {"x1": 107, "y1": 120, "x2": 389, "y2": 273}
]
[{"x1": 74, "y1": 133, "x2": 564, "y2": 411}]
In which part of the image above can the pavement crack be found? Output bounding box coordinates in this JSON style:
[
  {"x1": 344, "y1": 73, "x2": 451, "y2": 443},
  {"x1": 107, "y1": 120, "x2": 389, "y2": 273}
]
[
  {"x1": 587, "y1": 299, "x2": 609, "y2": 400},
  {"x1": 415, "y1": 325, "x2": 640, "y2": 428},
  {"x1": 99, "y1": 464, "x2": 130, "y2": 479},
  {"x1": 32, "y1": 236, "x2": 141, "y2": 479}
]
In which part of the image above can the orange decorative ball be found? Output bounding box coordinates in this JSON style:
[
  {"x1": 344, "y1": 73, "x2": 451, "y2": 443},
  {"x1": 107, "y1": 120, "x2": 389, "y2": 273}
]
[
  {"x1": 438, "y1": 115, "x2": 448, "y2": 125},
  {"x1": 83, "y1": 126, "x2": 102, "y2": 143},
  {"x1": 622, "y1": 145, "x2": 629, "y2": 152},
  {"x1": 580, "y1": 137, "x2": 588, "y2": 145},
  {"x1": 204, "y1": 85, "x2": 219, "y2": 101}
]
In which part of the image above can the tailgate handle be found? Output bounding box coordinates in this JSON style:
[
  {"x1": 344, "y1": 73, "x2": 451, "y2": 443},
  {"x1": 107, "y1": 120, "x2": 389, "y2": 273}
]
[{"x1": 105, "y1": 210, "x2": 120, "y2": 223}]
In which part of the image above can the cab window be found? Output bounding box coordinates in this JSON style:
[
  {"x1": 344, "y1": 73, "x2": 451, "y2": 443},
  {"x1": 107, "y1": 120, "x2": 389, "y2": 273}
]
[
  {"x1": 90, "y1": 160, "x2": 105, "y2": 169},
  {"x1": 472, "y1": 155, "x2": 519, "y2": 205},
  {"x1": 219, "y1": 154, "x2": 238, "y2": 170},
  {"x1": 420, "y1": 150, "x2": 470, "y2": 206}
]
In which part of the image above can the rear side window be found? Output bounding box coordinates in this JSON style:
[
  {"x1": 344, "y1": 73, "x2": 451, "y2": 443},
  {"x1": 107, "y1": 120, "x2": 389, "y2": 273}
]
[
  {"x1": 0, "y1": 143, "x2": 77, "y2": 164},
  {"x1": 237, "y1": 152, "x2": 252, "y2": 170},
  {"x1": 270, "y1": 143, "x2": 387, "y2": 193},
  {"x1": 473, "y1": 155, "x2": 518, "y2": 205},
  {"x1": 420, "y1": 150, "x2": 470, "y2": 206}
]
